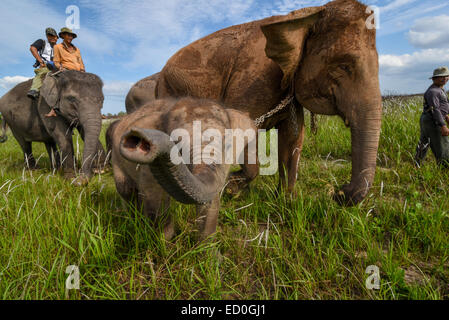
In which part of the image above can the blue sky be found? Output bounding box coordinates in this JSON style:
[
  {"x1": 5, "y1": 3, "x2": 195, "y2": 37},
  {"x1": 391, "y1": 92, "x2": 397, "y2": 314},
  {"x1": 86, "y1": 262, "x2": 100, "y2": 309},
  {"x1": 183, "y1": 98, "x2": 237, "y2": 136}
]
[{"x1": 1, "y1": 0, "x2": 448, "y2": 114}]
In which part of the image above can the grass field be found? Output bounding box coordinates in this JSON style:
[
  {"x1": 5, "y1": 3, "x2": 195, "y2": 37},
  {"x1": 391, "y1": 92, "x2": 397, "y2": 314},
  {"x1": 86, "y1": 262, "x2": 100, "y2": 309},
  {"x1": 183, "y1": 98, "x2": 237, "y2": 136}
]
[{"x1": 0, "y1": 96, "x2": 448, "y2": 300}]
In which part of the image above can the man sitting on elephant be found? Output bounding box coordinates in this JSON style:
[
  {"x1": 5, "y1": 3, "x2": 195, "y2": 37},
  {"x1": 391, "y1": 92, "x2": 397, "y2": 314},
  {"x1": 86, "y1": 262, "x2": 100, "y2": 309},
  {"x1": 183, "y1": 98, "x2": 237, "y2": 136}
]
[
  {"x1": 46, "y1": 27, "x2": 86, "y2": 117},
  {"x1": 27, "y1": 28, "x2": 59, "y2": 100}
]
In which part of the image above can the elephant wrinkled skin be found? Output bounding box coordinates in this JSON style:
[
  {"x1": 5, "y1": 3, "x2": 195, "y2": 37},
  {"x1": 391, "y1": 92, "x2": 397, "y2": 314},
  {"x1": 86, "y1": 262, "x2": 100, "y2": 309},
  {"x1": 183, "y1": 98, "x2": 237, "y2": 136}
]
[
  {"x1": 0, "y1": 71, "x2": 107, "y2": 183},
  {"x1": 155, "y1": 0, "x2": 382, "y2": 205},
  {"x1": 109, "y1": 97, "x2": 257, "y2": 240}
]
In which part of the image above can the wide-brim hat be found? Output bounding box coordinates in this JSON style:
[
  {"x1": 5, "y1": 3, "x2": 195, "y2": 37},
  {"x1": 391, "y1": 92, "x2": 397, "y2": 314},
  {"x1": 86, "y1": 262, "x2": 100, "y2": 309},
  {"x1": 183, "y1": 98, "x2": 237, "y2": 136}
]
[
  {"x1": 430, "y1": 67, "x2": 449, "y2": 79},
  {"x1": 59, "y1": 27, "x2": 77, "y2": 39}
]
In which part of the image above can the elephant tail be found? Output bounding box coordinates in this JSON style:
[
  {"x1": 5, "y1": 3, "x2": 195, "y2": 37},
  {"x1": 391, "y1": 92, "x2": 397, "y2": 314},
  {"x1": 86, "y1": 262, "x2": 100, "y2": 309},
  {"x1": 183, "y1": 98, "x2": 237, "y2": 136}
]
[{"x1": 0, "y1": 116, "x2": 7, "y2": 143}]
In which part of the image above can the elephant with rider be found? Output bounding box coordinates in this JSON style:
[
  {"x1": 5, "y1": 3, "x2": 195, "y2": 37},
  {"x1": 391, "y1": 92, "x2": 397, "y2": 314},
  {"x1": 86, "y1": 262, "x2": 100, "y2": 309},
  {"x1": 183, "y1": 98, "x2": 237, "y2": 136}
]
[{"x1": 0, "y1": 70, "x2": 107, "y2": 183}]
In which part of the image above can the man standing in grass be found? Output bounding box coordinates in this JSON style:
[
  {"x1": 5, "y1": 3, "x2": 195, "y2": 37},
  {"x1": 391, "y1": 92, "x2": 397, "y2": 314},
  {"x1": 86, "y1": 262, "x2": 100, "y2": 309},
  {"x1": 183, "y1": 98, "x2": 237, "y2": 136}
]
[{"x1": 415, "y1": 67, "x2": 449, "y2": 167}]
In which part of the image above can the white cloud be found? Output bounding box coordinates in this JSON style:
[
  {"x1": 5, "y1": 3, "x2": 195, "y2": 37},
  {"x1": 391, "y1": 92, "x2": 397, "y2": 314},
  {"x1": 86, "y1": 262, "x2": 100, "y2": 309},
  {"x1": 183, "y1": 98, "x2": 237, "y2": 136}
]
[
  {"x1": 408, "y1": 15, "x2": 449, "y2": 49},
  {"x1": 376, "y1": 1, "x2": 449, "y2": 36},
  {"x1": 0, "y1": 76, "x2": 31, "y2": 90},
  {"x1": 380, "y1": 0, "x2": 419, "y2": 13},
  {"x1": 379, "y1": 49, "x2": 449, "y2": 93},
  {"x1": 380, "y1": 49, "x2": 449, "y2": 74},
  {"x1": 103, "y1": 81, "x2": 134, "y2": 97},
  {"x1": 374, "y1": 2, "x2": 449, "y2": 93},
  {"x1": 77, "y1": 0, "x2": 263, "y2": 69}
]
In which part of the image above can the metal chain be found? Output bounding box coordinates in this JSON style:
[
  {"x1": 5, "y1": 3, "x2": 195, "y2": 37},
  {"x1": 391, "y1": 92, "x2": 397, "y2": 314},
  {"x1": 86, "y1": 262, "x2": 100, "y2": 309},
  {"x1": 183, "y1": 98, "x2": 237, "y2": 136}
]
[
  {"x1": 254, "y1": 95, "x2": 294, "y2": 128},
  {"x1": 288, "y1": 103, "x2": 299, "y2": 137}
]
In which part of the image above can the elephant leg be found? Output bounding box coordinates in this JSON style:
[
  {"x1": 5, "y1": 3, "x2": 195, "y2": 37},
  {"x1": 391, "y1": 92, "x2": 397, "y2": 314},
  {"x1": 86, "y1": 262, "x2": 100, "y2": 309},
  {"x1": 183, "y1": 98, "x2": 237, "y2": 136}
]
[
  {"x1": 224, "y1": 139, "x2": 259, "y2": 195},
  {"x1": 20, "y1": 141, "x2": 38, "y2": 169},
  {"x1": 38, "y1": 105, "x2": 76, "y2": 178},
  {"x1": 93, "y1": 140, "x2": 108, "y2": 172},
  {"x1": 45, "y1": 141, "x2": 61, "y2": 170},
  {"x1": 10, "y1": 131, "x2": 38, "y2": 169},
  {"x1": 140, "y1": 191, "x2": 174, "y2": 241},
  {"x1": 135, "y1": 171, "x2": 174, "y2": 240},
  {"x1": 113, "y1": 164, "x2": 139, "y2": 203},
  {"x1": 196, "y1": 196, "x2": 220, "y2": 241},
  {"x1": 51, "y1": 125, "x2": 76, "y2": 178},
  {"x1": 277, "y1": 106, "x2": 305, "y2": 193}
]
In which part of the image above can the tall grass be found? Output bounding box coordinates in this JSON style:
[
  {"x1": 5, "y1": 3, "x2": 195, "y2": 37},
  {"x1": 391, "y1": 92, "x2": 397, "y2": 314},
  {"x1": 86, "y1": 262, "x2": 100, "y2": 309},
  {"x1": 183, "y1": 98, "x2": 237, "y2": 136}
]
[{"x1": 0, "y1": 98, "x2": 448, "y2": 300}]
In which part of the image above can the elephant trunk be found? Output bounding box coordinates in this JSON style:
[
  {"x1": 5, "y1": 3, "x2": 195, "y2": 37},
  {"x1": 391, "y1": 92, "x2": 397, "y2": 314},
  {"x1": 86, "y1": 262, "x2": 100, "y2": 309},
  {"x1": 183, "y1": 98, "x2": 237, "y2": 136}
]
[
  {"x1": 119, "y1": 127, "x2": 221, "y2": 205},
  {"x1": 335, "y1": 100, "x2": 382, "y2": 205},
  {"x1": 80, "y1": 111, "x2": 102, "y2": 178}
]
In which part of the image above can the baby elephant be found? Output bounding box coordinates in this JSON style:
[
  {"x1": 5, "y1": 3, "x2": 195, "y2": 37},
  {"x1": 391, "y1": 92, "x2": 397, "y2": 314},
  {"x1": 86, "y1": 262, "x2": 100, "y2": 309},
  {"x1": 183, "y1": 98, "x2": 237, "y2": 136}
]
[{"x1": 109, "y1": 97, "x2": 257, "y2": 240}]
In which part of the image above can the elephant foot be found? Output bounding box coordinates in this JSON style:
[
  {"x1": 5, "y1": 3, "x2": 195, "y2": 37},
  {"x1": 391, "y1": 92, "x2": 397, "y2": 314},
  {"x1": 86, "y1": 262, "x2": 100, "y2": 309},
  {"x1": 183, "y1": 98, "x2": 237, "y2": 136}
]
[
  {"x1": 92, "y1": 168, "x2": 104, "y2": 174},
  {"x1": 163, "y1": 220, "x2": 175, "y2": 241},
  {"x1": 198, "y1": 230, "x2": 218, "y2": 243},
  {"x1": 92, "y1": 166, "x2": 110, "y2": 174},
  {"x1": 63, "y1": 171, "x2": 76, "y2": 180},
  {"x1": 26, "y1": 164, "x2": 40, "y2": 171},
  {"x1": 333, "y1": 184, "x2": 367, "y2": 206},
  {"x1": 71, "y1": 174, "x2": 90, "y2": 187},
  {"x1": 224, "y1": 173, "x2": 249, "y2": 196}
]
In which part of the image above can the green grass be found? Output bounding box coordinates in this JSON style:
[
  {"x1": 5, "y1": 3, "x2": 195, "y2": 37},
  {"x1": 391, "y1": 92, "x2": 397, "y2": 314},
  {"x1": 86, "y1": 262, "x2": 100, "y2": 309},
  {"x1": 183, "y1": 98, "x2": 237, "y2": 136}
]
[{"x1": 0, "y1": 98, "x2": 448, "y2": 300}]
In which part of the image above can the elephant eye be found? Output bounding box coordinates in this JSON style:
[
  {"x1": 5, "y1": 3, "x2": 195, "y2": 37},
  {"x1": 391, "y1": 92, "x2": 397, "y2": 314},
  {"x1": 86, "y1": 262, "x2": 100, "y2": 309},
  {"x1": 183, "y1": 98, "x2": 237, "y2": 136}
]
[
  {"x1": 329, "y1": 68, "x2": 344, "y2": 81},
  {"x1": 337, "y1": 64, "x2": 353, "y2": 75},
  {"x1": 340, "y1": 65, "x2": 350, "y2": 72},
  {"x1": 67, "y1": 96, "x2": 77, "y2": 103},
  {"x1": 329, "y1": 64, "x2": 353, "y2": 81}
]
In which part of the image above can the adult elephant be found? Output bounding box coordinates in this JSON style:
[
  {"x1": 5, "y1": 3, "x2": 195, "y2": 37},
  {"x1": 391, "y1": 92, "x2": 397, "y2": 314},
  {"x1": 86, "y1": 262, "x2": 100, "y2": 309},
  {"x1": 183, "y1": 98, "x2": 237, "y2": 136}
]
[
  {"x1": 155, "y1": 0, "x2": 382, "y2": 205},
  {"x1": 0, "y1": 70, "x2": 107, "y2": 184},
  {"x1": 125, "y1": 73, "x2": 160, "y2": 114}
]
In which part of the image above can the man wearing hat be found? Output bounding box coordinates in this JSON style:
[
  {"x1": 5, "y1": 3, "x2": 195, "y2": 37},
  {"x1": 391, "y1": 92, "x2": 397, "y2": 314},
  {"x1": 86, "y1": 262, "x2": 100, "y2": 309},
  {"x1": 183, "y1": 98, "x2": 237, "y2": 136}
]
[
  {"x1": 45, "y1": 27, "x2": 86, "y2": 117},
  {"x1": 53, "y1": 27, "x2": 85, "y2": 72},
  {"x1": 27, "y1": 27, "x2": 59, "y2": 99},
  {"x1": 415, "y1": 67, "x2": 449, "y2": 167}
]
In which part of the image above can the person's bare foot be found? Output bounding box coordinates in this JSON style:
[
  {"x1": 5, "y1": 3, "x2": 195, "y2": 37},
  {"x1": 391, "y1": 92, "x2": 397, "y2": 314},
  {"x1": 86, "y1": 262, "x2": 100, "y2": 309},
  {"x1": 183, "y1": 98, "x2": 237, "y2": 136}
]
[{"x1": 45, "y1": 109, "x2": 57, "y2": 117}]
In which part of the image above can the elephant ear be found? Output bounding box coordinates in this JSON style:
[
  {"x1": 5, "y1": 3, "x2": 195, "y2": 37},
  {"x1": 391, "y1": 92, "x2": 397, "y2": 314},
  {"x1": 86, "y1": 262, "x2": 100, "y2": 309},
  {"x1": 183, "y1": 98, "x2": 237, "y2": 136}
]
[
  {"x1": 40, "y1": 75, "x2": 59, "y2": 106},
  {"x1": 261, "y1": 6, "x2": 324, "y2": 90}
]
